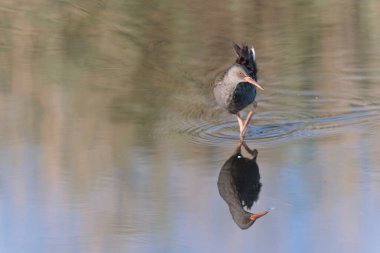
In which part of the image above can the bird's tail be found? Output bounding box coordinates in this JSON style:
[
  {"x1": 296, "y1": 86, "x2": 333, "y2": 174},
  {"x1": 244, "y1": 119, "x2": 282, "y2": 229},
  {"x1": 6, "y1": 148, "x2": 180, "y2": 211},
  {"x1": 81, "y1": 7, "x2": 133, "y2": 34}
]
[{"x1": 233, "y1": 42, "x2": 258, "y2": 80}]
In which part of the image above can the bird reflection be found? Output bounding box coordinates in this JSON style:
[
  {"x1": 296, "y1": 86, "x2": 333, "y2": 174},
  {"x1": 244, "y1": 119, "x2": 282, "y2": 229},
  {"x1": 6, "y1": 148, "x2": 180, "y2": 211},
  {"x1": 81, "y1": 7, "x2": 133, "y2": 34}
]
[{"x1": 217, "y1": 141, "x2": 271, "y2": 229}]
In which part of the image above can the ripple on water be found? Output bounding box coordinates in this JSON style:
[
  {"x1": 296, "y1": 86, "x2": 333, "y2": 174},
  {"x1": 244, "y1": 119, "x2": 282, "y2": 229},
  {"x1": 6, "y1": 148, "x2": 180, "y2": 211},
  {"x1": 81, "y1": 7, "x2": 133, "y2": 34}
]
[
  {"x1": 169, "y1": 104, "x2": 380, "y2": 146},
  {"x1": 181, "y1": 118, "x2": 300, "y2": 145},
  {"x1": 154, "y1": 87, "x2": 380, "y2": 145}
]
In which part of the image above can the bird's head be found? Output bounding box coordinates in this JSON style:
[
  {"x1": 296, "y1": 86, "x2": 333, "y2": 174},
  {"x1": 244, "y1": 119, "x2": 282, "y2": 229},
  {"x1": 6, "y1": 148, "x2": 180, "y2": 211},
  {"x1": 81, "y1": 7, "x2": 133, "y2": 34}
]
[
  {"x1": 237, "y1": 209, "x2": 271, "y2": 229},
  {"x1": 226, "y1": 65, "x2": 264, "y2": 91}
]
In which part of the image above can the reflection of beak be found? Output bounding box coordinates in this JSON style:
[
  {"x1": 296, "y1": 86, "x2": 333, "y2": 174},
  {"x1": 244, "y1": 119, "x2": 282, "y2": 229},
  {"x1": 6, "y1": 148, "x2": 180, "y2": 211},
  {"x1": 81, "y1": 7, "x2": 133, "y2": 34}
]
[
  {"x1": 244, "y1": 76, "x2": 264, "y2": 91},
  {"x1": 249, "y1": 210, "x2": 270, "y2": 221}
]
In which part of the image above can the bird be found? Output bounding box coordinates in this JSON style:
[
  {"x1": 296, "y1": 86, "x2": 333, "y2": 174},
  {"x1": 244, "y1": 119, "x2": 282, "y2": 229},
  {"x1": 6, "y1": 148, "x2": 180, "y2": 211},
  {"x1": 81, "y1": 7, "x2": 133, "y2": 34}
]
[
  {"x1": 213, "y1": 43, "x2": 264, "y2": 139},
  {"x1": 217, "y1": 141, "x2": 270, "y2": 229}
]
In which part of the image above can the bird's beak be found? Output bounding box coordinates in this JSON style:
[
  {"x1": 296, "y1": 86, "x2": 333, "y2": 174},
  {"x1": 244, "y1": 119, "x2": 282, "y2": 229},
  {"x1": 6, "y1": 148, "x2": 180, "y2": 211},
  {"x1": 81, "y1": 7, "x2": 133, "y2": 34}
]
[
  {"x1": 244, "y1": 76, "x2": 264, "y2": 91},
  {"x1": 249, "y1": 210, "x2": 270, "y2": 221}
]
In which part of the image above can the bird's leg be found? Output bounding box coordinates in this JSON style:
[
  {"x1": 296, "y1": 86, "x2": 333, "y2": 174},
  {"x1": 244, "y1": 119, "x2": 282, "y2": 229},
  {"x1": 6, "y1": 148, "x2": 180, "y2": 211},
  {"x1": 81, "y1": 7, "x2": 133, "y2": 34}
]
[
  {"x1": 235, "y1": 112, "x2": 244, "y2": 134},
  {"x1": 241, "y1": 111, "x2": 253, "y2": 137},
  {"x1": 241, "y1": 141, "x2": 258, "y2": 159},
  {"x1": 233, "y1": 140, "x2": 243, "y2": 155},
  {"x1": 240, "y1": 102, "x2": 257, "y2": 138}
]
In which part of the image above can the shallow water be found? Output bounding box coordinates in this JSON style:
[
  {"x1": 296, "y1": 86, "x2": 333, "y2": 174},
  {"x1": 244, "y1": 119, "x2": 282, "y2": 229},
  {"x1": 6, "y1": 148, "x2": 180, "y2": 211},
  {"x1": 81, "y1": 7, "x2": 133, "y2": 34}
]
[{"x1": 1, "y1": 1, "x2": 380, "y2": 252}]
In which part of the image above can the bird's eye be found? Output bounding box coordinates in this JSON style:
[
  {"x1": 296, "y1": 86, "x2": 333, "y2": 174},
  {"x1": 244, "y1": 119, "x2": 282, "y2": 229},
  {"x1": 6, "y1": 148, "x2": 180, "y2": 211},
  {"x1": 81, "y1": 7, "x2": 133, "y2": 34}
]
[{"x1": 239, "y1": 72, "x2": 243, "y2": 76}]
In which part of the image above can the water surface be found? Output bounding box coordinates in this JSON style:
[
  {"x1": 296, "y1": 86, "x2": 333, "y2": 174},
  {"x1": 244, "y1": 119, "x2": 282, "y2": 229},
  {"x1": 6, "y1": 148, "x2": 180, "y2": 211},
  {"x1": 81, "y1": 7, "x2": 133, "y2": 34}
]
[{"x1": 1, "y1": 1, "x2": 380, "y2": 252}]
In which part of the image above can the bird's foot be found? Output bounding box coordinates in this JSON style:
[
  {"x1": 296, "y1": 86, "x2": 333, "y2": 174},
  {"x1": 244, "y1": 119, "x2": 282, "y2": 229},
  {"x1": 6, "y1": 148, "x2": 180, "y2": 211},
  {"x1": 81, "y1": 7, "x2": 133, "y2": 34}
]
[
  {"x1": 239, "y1": 127, "x2": 247, "y2": 140},
  {"x1": 240, "y1": 128, "x2": 248, "y2": 140}
]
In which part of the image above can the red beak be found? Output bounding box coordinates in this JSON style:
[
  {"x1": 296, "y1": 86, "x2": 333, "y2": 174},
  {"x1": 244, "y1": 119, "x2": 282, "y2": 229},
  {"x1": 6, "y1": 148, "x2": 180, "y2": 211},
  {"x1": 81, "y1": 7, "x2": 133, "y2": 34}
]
[
  {"x1": 244, "y1": 76, "x2": 264, "y2": 91},
  {"x1": 249, "y1": 210, "x2": 270, "y2": 221}
]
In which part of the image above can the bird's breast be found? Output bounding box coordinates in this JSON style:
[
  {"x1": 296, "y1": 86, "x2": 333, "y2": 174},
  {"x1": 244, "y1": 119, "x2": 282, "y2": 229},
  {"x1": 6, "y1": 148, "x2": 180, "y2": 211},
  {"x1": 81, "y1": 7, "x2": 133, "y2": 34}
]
[{"x1": 227, "y1": 82, "x2": 256, "y2": 114}]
